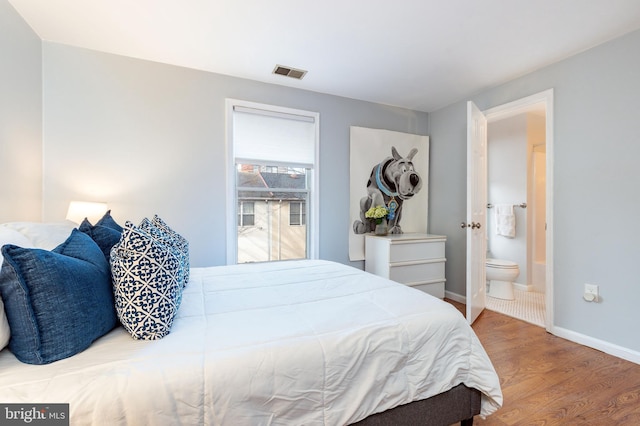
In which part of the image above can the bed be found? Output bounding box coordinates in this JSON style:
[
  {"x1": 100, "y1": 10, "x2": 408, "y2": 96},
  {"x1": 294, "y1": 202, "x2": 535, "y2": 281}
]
[{"x1": 0, "y1": 220, "x2": 502, "y2": 425}]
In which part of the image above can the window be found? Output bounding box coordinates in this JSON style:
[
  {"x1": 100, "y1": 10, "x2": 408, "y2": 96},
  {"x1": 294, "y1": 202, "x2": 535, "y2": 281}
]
[
  {"x1": 226, "y1": 100, "x2": 319, "y2": 264},
  {"x1": 289, "y1": 201, "x2": 306, "y2": 226},
  {"x1": 237, "y1": 201, "x2": 255, "y2": 226}
]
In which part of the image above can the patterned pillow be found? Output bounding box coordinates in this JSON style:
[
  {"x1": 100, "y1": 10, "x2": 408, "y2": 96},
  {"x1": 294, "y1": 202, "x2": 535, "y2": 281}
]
[
  {"x1": 0, "y1": 229, "x2": 117, "y2": 364},
  {"x1": 110, "y1": 221, "x2": 182, "y2": 340},
  {"x1": 137, "y1": 218, "x2": 185, "y2": 308},
  {"x1": 145, "y1": 215, "x2": 190, "y2": 286}
]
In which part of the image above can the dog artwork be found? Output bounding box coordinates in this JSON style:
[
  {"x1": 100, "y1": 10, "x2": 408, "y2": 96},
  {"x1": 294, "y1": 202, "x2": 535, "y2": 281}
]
[{"x1": 353, "y1": 146, "x2": 423, "y2": 235}]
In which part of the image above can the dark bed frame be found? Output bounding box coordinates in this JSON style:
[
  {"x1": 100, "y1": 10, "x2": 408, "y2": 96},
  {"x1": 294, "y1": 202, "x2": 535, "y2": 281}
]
[{"x1": 353, "y1": 384, "x2": 481, "y2": 426}]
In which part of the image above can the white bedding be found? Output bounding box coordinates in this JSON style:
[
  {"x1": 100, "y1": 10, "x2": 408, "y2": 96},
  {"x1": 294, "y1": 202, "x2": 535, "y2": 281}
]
[{"x1": 0, "y1": 260, "x2": 502, "y2": 425}]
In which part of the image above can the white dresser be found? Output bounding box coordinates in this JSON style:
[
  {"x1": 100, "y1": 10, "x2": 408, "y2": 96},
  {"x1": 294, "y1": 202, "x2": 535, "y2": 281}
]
[{"x1": 365, "y1": 233, "x2": 447, "y2": 298}]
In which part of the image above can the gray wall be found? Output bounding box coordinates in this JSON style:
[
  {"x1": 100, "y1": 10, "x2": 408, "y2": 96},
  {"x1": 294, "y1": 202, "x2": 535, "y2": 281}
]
[
  {"x1": 429, "y1": 29, "x2": 640, "y2": 353},
  {"x1": 428, "y1": 102, "x2": 468, "y2": 300},
  {"x1": 0, "y1": 1, "x2": 42, "y2": 222},
  {"x1": 41, "y1": 43, "x2": 428, "y2": 267}
]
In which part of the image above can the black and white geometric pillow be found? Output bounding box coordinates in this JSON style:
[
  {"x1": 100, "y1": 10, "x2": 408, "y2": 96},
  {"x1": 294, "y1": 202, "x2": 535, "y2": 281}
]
[
  {"x1": 138, "y1": 217, "x2": 186, "y2": 289},
  {"x1": 110, "y1": 221, "x2": 182, "y2": 340},
  {"x1": 151, "y1": 215, "x2": 190, "y2": 285}
]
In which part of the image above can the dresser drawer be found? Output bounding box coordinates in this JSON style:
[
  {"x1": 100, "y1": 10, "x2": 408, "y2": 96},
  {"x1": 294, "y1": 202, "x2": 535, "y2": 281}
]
[
  {"x1": 389, "y1": 260, "x2": 445, "y2": 285},
  {"x1": 412, "y1": 282, "x2": 445, "y2": 299},
  {"x1": 389, "y1": 240, "x2": 445, "y2": 263},
  {"x1": 365, "y1": 234, "x2": 447, "y2": 299}
]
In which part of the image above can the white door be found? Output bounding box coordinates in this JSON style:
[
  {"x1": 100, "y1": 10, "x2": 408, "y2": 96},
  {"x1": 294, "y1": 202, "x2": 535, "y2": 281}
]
[{"x1": 466, "y1": 101, "x2": 488, "y2": 324}]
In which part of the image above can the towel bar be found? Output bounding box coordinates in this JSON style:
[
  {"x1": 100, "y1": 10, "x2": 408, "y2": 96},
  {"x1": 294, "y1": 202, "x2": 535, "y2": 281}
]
[{"x1": 486, "y1": 203, "x2": 527, "y2": 209}]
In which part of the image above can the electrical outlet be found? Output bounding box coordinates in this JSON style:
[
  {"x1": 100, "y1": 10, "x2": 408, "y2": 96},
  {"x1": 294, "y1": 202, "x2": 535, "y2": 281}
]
[{"x1": 584, "y1": 284, "x2": 599, "y2": 302}]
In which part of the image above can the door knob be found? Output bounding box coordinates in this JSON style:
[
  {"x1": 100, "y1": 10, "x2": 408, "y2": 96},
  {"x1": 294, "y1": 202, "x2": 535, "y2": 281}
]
[{"x1": 461, "y1": 222, "x2": 469, "y2": 229}]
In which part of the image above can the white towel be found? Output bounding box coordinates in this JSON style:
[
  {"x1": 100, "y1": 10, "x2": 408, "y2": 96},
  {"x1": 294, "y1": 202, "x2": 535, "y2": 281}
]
[{"x1": 494, "y1": 204, "x2": 516, "y2": 238}]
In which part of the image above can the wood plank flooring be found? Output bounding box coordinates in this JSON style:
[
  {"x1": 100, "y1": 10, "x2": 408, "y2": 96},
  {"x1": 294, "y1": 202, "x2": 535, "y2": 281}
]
[{"x1": 445, "y1": 300, "x2": 640, "y2": 425}]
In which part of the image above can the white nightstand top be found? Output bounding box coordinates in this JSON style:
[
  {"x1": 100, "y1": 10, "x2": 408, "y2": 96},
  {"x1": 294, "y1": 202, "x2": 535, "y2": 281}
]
[{"x1": 365, "y1": 233, "x2": 446, "y2": 242}]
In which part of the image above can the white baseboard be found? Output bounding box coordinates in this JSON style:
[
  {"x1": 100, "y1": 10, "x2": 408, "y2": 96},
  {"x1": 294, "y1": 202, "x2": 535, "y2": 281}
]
[
  {"x1": 444, "y1": 291, "x2": 465, "y2": 304},
  {"x1": 551, "y1": 326, "x2": 640, "y2": 365}
]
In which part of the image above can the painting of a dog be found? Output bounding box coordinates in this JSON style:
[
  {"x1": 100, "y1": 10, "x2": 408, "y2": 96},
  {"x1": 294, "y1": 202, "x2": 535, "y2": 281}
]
[{"x1": 353, "y1": 146, "x2": 423, "y2": 234}]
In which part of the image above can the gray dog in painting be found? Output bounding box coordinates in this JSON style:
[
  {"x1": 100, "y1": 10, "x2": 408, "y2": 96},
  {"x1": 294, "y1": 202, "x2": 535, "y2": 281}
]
[{"x1": 353, "y1": 146, "x2": 422, "y2": 234}]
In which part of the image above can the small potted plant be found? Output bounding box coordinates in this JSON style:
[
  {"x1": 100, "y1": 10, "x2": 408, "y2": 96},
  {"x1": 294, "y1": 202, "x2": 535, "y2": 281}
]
[{"x1": 365, "y1": 205, "x2": 389, "y2": 235}]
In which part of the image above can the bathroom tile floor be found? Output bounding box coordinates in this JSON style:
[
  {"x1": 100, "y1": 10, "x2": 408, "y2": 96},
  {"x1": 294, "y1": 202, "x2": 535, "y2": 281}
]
[{"x1": 486, "y1": 289, "x2": 545, "y2": 327}]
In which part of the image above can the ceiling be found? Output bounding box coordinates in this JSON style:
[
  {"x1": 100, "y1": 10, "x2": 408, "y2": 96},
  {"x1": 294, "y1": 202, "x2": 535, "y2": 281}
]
[{"x1": 8, "y1": 0, "x2": 640, "y2": 112}]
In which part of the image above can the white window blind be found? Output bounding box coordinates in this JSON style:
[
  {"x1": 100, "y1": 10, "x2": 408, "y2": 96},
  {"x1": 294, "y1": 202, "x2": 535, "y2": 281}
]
[{"x1": 233, "y1": 106, "x2": 316, "y2": 165}]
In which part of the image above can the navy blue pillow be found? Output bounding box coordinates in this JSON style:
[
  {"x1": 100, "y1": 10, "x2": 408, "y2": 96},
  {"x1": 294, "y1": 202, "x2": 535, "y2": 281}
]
[
  {"x1": 95, "y1": 210, "x2": 123, "y2": 233},
  {"x1": 79, "y1": 219, "x2": 122, "y2": 264},
  {"x1": 0, "y1": 229, "x2": 117, "y2": 364}
]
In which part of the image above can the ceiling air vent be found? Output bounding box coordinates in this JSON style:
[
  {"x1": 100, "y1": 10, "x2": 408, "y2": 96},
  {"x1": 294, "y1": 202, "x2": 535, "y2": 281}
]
[{"x1": 273, "y1": 65, "x2": 307, "y2": 80}]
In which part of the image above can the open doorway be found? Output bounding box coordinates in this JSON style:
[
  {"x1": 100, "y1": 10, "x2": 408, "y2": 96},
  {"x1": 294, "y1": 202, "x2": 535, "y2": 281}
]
[{"x1": 480, "y1": 89, "x2": 554, "y2": 331}]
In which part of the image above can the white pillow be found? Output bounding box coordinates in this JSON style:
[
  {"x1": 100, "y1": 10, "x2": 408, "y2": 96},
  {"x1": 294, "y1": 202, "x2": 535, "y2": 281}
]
[
  {"x1": 0, "y1": 227, "x2": 33, "y2": 351},
  {"x1": 0, "y1": 227, "x2": 33, "y2": 262},
  {"x1": 0, "y1": 299, "x2": 9, "y2": 351},
  {"x1": 0, "y1": 221, "x2": 76, "y2": 250}
]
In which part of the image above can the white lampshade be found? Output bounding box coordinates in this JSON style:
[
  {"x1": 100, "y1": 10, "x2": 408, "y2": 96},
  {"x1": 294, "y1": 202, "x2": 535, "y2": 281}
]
[{"x1": 66, "y1": 201, "x2": 109, "y2": 224}]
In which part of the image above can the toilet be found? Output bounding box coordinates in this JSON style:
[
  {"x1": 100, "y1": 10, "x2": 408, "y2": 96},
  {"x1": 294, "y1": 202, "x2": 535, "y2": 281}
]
[{"x1": 486, "y1": 258, "x2": 520, "y2": 300}]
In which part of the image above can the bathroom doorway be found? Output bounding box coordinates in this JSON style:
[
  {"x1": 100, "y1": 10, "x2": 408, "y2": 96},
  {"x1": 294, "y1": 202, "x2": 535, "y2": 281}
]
[{"x1": 480, "y1": 90, "x2": 554, "y2": 330}]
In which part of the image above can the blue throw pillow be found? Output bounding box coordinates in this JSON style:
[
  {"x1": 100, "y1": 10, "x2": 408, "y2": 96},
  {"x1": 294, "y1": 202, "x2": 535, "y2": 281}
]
[
  {"x1": 110, "y1": 221, "x2": 182, "y2": 340},
  {"x1": 0, "y1": 229, "x2": 117, "y2": 364},
  {"x1": 79, "y1": 218, "x2": 122, "y2": 264},
  {"x1": 95, "y1": 210, "x2": 123, "y2": 233}
]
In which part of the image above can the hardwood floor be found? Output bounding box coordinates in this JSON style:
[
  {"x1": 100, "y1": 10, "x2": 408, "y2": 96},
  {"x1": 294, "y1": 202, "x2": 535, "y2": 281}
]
[{"x1": 446, "y1": 300, "x2": 640, "y2": 425}]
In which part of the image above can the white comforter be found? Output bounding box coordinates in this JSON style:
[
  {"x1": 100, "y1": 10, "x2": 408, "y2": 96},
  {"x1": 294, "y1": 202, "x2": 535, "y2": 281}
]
[{"x1": 0, "y1": 260, "x2": 502, "y2": 425}]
